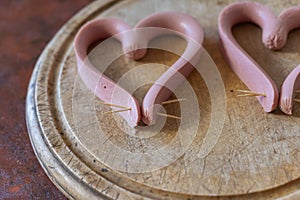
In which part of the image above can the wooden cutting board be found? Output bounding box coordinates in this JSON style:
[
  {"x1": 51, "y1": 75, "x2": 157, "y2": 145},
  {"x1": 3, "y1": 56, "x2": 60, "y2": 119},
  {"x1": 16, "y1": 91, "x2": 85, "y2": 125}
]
[{"x1": 26, "y1": 0, "x2": 300, "y2": 199}]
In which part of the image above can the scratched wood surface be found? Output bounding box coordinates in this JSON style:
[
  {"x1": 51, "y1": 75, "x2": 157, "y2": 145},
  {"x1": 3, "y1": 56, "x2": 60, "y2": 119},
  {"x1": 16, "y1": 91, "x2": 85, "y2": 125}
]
[{"x1": 26, "y1": 0, "x2": 300, "y2": 199}]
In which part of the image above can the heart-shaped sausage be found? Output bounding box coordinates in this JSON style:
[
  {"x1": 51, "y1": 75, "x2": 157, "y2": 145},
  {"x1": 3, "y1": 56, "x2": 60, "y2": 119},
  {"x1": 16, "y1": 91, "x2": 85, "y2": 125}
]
[
  {"x1": 74, "y1": 12, "x2": 204, "y2": 127},
  {"x1": 219, "y1": 2, "x2": 300, "y2": 114}
]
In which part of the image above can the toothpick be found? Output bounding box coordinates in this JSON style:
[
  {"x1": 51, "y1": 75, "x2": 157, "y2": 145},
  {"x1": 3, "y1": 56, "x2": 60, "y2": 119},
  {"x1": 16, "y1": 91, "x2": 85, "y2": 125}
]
[
  {"x1": 99, "y1": 101, "x2": 130, "y2": 109},
  {"x1": 157, "y1": 113, "x2": 181, "y2": 120},
  {"x1": 104, "y1": 108, "x2": 131, "y2": 115},
  {"x1": 236, "y1": 90, "x2": 266, "y2": 97},
  {"x1": 161, "y1": 98, "x2": 187, "y2": 105},
  {"x1": 237, "y1": 94, "x2": 264, "y2": 97},
  {"x1": 294, "y1": 99, "x2": 300, "y2": 103},
  {"x1": 296, "y1": 90, "x2": 300, "y2": 93}
]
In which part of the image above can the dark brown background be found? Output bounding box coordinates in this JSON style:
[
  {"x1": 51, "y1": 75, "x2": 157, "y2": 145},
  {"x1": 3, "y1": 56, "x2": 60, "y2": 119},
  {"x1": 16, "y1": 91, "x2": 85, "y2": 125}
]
[{"x1": 0, "y1": 0, "x2": 93, "y2": 199}]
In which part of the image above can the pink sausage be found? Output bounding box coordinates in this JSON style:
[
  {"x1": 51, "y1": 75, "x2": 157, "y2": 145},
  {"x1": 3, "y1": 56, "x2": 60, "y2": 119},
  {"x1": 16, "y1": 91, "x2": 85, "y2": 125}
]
[
  {"x1": 74, "y1": 19, "x2": 141, "y2": 127},
  {"x1": 135, "y1": 12, "x2": 204, "y2": 125},
  {"x1": 74, "y1": 12, "x2": 203, "y2": 127},
  {"x1": 274, "y1": 6, "x2": 300, "y2": 50},
  {"x1": 276, "y1": 6, "x2": 300, "y2": 115},
  {"x1": 219, "y1": 2, "x2": 279, "y2": 112},
  {"x1": 280, "y1": 65, "x2": 300, "y2": 115}
]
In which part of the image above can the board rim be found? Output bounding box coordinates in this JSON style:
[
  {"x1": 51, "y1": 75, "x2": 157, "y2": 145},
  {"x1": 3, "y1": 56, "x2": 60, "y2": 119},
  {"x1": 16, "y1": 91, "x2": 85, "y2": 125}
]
[{"x1": 26, "y1": 0, "x2": 300, "y2": 199}]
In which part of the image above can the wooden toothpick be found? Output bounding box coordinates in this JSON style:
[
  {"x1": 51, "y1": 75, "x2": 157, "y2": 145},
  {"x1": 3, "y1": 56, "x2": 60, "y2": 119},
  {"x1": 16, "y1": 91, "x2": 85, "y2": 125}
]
[
  {"x1": 99, "y1": 101, "x2": 130, "y2": 110},
  {"x1": 296, "y1": 90, "x2": 300, "y2": 93},
  {"x1": 104, "y1": 108, "x2": 131, "y2": 115},
  {"x1": 294, "y1": 99, "x2": 300, "y2": 103},
  {"x1": 236, "y1": 89, "x2": 266, "y2": 97},
  {"x1": 237, "y1": 94, "x2": 265, "y2": 97},
  {"x1": 161, "y1": 98, "x2": 187, "y2": 105},
  {"x1": 157, "y1": 113, "x2": 181, "y2": 120}
]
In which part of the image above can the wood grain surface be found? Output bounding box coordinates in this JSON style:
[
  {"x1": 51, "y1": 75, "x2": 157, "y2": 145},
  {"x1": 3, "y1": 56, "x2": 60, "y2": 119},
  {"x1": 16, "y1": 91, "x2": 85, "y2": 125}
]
[{"x1": 26, "y1": 0, "x2": 300, "y2": 199}]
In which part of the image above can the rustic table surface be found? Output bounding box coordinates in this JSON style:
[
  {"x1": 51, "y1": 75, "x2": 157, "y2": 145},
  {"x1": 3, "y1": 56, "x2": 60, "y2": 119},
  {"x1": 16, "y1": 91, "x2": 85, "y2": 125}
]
[
  {"x1": 3, "y1": 0, "x2": 300, "y2": 199},
  {"x1": 0, "y1": 0, "x2": 92, "y2": 199}
]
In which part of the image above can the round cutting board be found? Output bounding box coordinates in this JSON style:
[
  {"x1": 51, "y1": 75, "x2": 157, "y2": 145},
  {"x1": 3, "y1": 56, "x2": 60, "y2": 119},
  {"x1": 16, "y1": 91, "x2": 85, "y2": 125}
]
[{"x1": 26, "y1": 0, "x2": 300, "y2": 199}]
